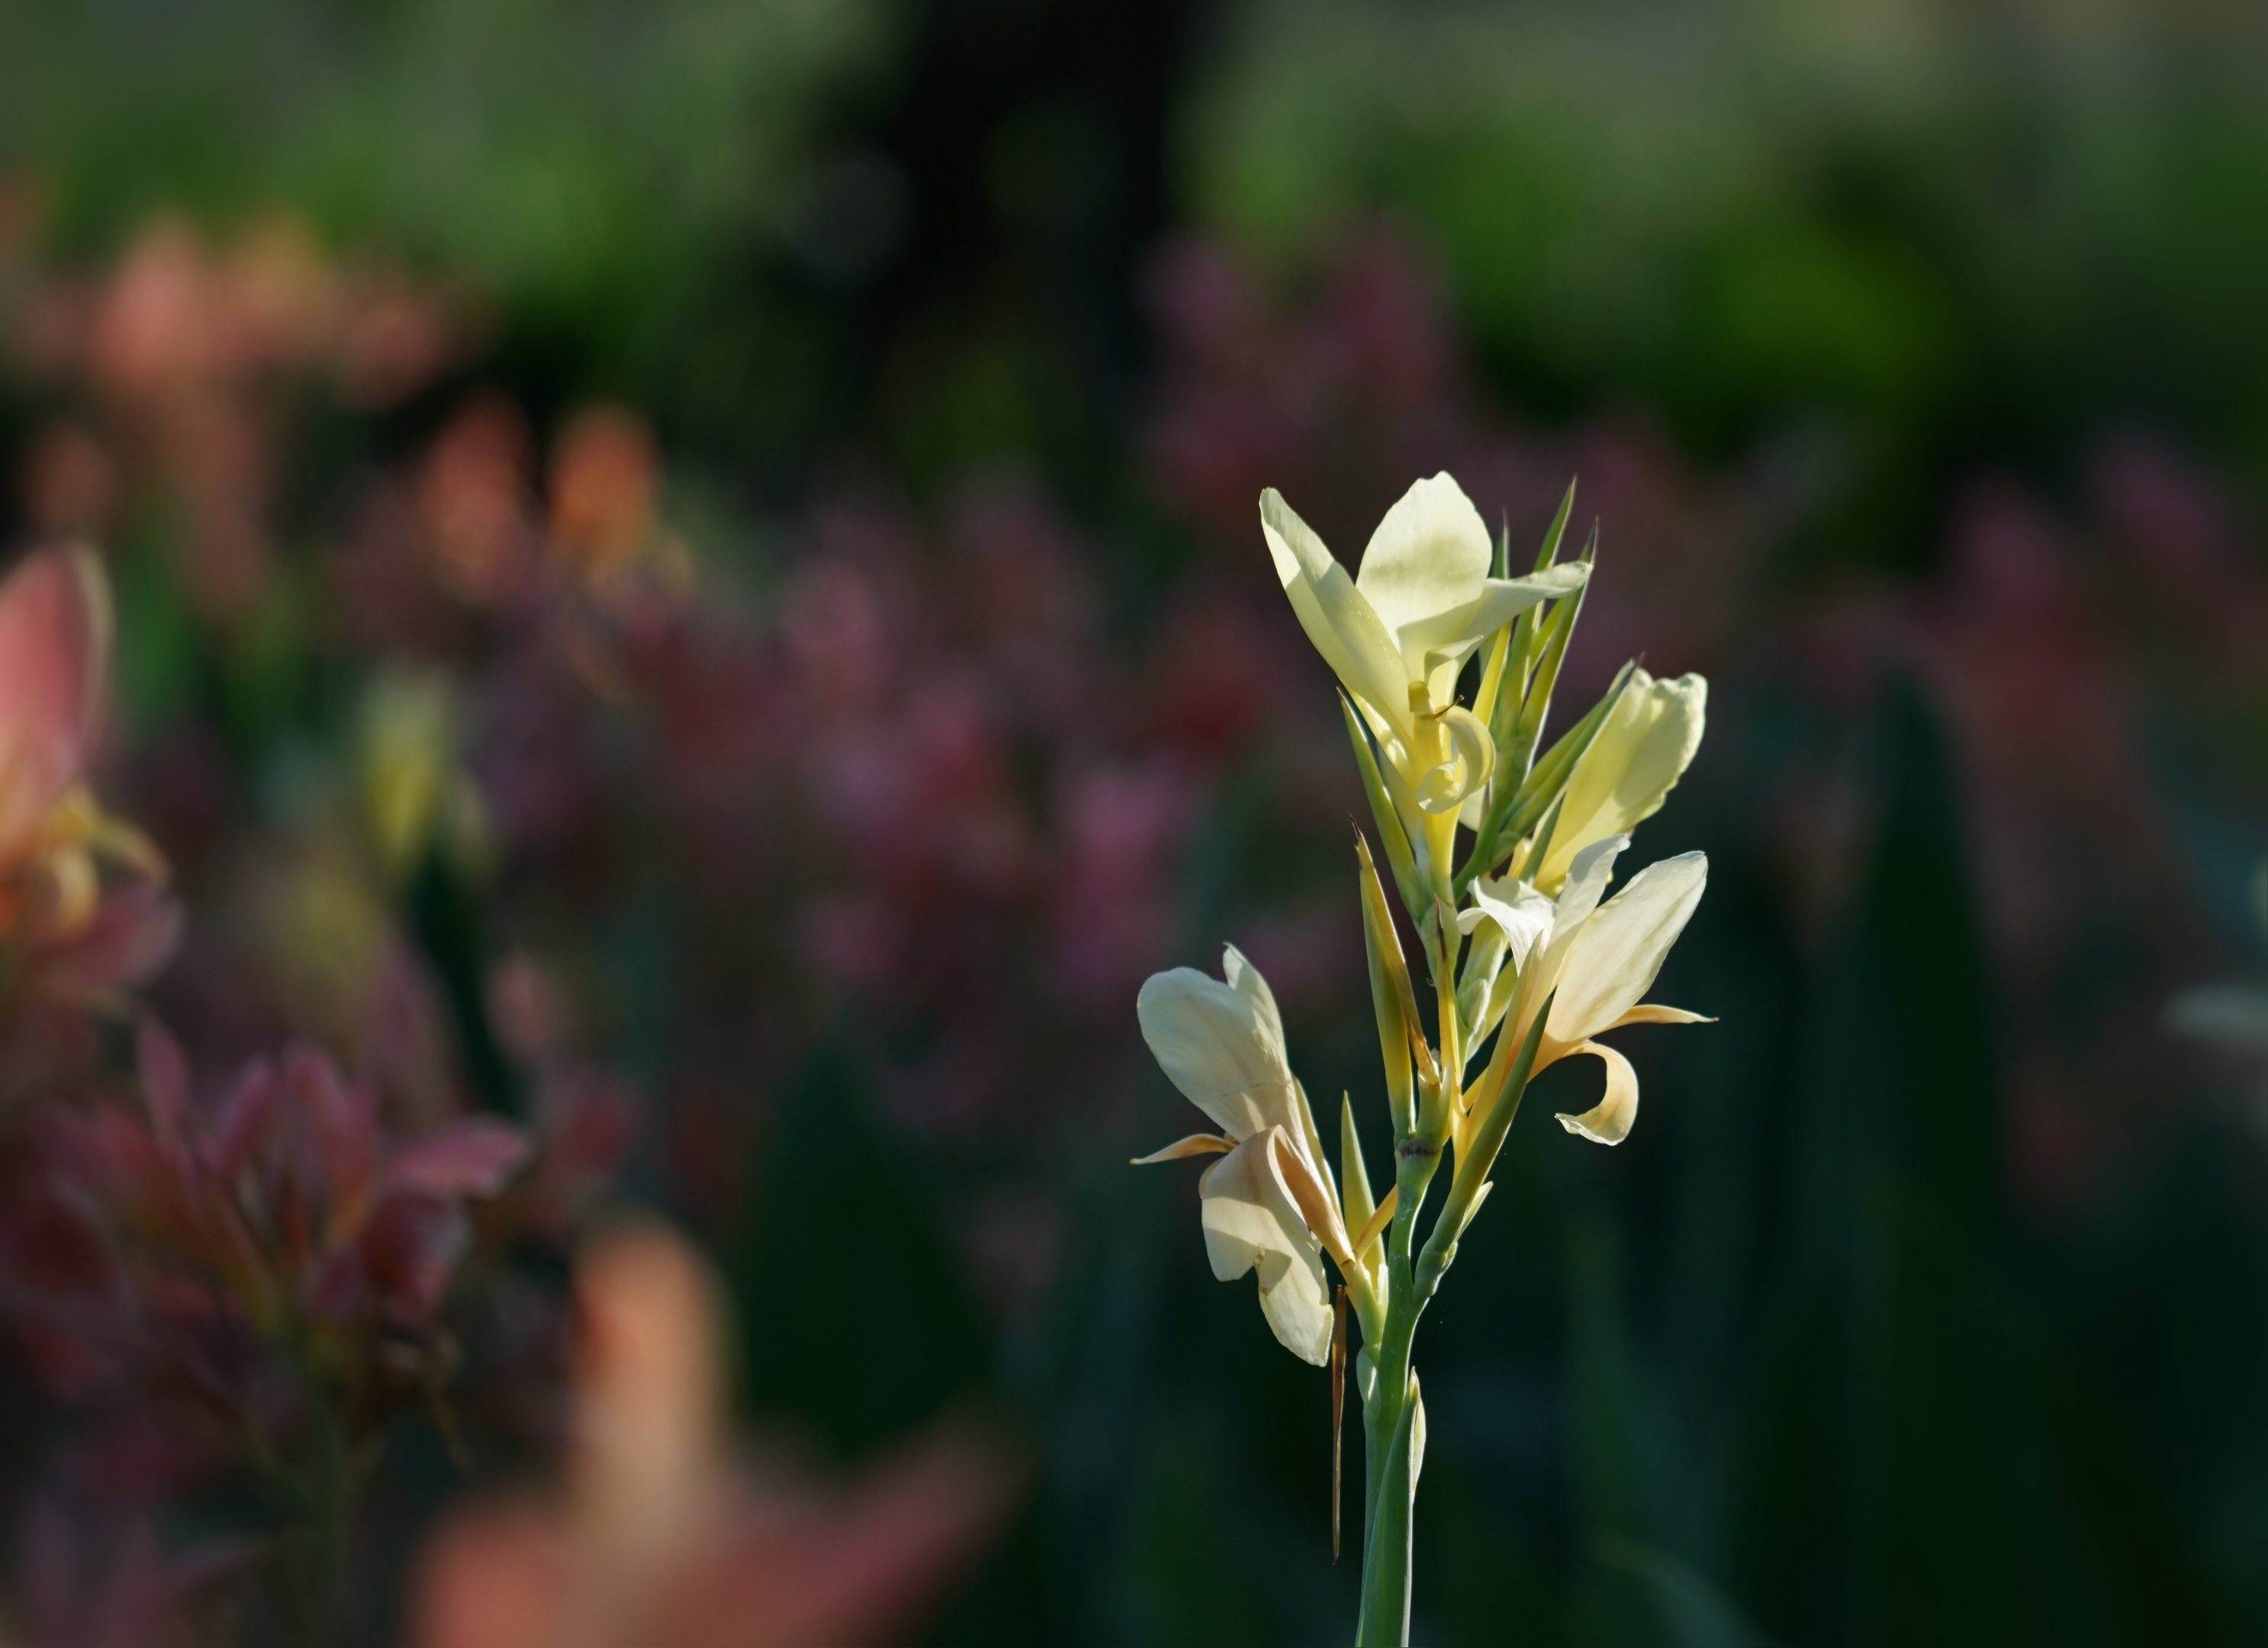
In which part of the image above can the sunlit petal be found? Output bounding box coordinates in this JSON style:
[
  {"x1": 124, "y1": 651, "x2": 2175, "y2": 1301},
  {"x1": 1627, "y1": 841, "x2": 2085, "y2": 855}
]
[
  {"x1": 1353, "y1": 474, "x2": 1492, "y2": 673},
  {"x1": 1129, "y1": 1132, "x2": 1236, "y2": 1165},
  {"x1": 1548, "y1": 852, "x2": 1708, "y2": 1044},
  {"x1": 1414, "y1": 706, "x2": 1495, "y2": 815},
  {"x1": 1261, "y1": 489, "x2": 1411, "y2": 733},
  {"x1": 1553, "y1": 1039, "x2": 1640, "y2": 1145},
  {"x1": 1534, "y1": 668, "x2": 1706, "y2": 892}
]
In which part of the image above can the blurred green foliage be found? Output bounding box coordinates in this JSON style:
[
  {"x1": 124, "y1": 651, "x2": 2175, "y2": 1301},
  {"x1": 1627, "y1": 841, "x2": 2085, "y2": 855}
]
[{"x1": 1190, "y1": 0, "x2": 2268, "y2": 561}]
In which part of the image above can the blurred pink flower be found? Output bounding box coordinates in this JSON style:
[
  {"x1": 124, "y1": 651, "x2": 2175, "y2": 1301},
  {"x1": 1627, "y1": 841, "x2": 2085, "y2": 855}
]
[{"x1": 0, "y1": 546, "x2": 176, "y2": 1020}]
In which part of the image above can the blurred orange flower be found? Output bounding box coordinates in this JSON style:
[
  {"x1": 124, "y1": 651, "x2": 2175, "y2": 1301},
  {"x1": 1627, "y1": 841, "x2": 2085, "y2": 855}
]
[{"x1": 411, "y1": 1222, "x2": 1020, "y2": 1648}]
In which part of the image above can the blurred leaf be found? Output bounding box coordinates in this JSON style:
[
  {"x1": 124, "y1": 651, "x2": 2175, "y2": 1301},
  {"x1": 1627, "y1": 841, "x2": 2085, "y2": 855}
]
[{"x1": 731, "y1": 1045, "x2": 989, "y2": 1456}]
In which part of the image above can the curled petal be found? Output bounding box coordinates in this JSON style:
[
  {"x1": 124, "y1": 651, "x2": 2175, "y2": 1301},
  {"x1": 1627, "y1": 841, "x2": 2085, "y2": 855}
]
[
  {"x1": 1130, "y1": 1131, "x2": 1235, "y2": 1165},
  {"x1": 1197, "y1": 1129, "x2": 1333, "y2": 1365},
  {"x1": 1553, "y1": 1039, "x2": 1640, "y2": 1146},
  {"x1": 1458, "y1": 876, "x2": 1554, "y2": 972},
  {"x1": 1267, "y1": 1127, "x2": 1353, "y2": 1267},
  {"x1": 1414, "y1": 706, "x2": 1494, "y2": 816}
]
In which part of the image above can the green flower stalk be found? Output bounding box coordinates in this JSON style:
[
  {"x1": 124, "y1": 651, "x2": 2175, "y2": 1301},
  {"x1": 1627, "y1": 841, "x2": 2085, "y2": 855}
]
[{"x1": 1134, "y1": 474, "x2": 1714, "y2": 1646}]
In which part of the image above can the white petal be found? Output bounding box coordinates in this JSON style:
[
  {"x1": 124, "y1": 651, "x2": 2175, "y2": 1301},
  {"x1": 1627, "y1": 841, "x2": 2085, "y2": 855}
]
[
  {"x1": 1401, "y1": 564, "x2": 1591, "y2": 686},
  {"x1": 1548, "y1": 852, "x2": 1707, "y2": 1044},
  {"x1": 1137, "y1": 954, "x2": 1298, "y2": 1141},
  {"x1": 1554, "y1": 1039, "x2": 1640, "y2": 1144},
  {"x1": 1536, "y1": 669, "x2": 1706, "y2": 892},
  {"x1": 1465, "y1": 875, "x2": 1555, "y2": 974},
  {"x1": 1353, "y1": 475, "x2": 1493, "y2": 671},
  {"x1": 1198, "y1": 1131, "x2": 1333, "y2": 1364},
  {"x1": 1262, "y1": 489, "x2": 1413, "y2": 732}
]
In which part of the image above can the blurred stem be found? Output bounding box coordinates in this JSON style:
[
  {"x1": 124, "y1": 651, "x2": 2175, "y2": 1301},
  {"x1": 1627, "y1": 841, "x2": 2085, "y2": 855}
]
[{"x1": 256, "y1": 1344, "x2": 361, "y2": 1643}]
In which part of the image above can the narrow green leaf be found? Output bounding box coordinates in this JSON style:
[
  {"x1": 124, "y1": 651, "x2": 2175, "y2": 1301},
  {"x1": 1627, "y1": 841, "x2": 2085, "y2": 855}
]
[
  {"x1": 1520, "y1": 793, "x2": 1568, "y2": 884},
  {"x1": 1446, "y1": 990, "x2": 1554, "y2": 1215},
  {"x1": 1340, "y1": 1093, "x2": 1378, "y2": 1241},
  {"x1": 1357, "y1": 829, "x2": 1435, "y2": 1135},
  {"x1": 1340, "y1": 692, "x2": 1427, "y2": 918},
  {"x1": 1534, "y1": 477, "x2": 1578, "y2": 574}
]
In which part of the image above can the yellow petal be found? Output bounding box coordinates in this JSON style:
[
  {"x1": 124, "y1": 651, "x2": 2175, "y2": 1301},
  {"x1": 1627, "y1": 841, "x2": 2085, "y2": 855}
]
[
  {"x1": 1605, "y1": 1003, "x2": 1714, "y2": 1028},
  {"x1": 1350, "y1": 1185, "x2": 1399, "y2": 1262},
  {"x1": 1353, "y1": 474, "x2": 1491, "y2": 674},
  {"x1": 42, "y1": 842, "x2": 98, "y2": 935},
  {"x1": 1269, "y1": 1127, "x2": 1355, "y2": 1267},
  {"x1": 1534, "y1": 668, "x2": 1706, "y2": 893},
  {"x1": 1130, "y1": 1132, "x2": 1235, "y2": 1165},
  {"x1": 1414, "y1": 705, "x2": 1494, "y2": 816},
  {"x1": 1553, "y1": 1039, "x2": 1640, "y2": 1145}
]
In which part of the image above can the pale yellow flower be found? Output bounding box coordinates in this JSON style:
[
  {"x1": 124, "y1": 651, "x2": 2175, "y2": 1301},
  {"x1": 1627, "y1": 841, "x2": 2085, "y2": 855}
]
[
  {"x1": 1262, "y1": 476, "x2": 1585, "y2": 874},
  {"x1": 1469, "y1": 834, "x2": 1710, "y2": 1148},
  {"x1": 1134, "y1": 946, "x2": 1357, "y2": 1365}
]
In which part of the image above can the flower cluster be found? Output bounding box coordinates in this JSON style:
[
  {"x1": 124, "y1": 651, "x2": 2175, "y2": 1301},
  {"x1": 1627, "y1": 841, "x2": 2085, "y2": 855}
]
[{"x1": 1134, "y1": 471, "x2": 1709, "y2": 1640}]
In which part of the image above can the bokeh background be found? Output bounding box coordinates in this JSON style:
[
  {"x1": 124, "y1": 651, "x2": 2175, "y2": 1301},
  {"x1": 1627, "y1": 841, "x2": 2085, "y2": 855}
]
[{"x1": 5, "y1": 0, "x2": 2268, "y2": 1642}]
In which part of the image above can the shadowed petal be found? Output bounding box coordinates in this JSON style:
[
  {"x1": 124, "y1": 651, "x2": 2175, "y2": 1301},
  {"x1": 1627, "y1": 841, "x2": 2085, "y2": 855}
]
[
  {"x1": 1137, "y1": 949, "x2": 1298, "y2": 1141},
  {"x1": 1197, "y1": 1129, "x2": 1332, "y2": 1364}
]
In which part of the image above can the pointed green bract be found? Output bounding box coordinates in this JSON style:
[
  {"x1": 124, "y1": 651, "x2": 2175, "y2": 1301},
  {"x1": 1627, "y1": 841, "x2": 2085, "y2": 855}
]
[
  {"x1": 1340, "y1": 1093, "x2": 1377, "y2": 1241},
  {"x1": 1356, "y1": 830, "x2": 1426, "y2": 1137},
  {"x1": 1340, "y1": 692, "x2": 1429, "y2": 918}
]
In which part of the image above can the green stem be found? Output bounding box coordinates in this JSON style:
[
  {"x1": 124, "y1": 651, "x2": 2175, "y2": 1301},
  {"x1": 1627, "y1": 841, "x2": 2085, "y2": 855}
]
[{"x1": 1354, "y1": 1106, "x2": 1448, "y2": 1641}]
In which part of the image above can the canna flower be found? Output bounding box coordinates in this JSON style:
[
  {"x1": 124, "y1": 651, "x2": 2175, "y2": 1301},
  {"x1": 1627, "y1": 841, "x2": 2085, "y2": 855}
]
[
  {"x1": 1523, "y1": 667, "x2": 1706, "y2": 894},
  {"x1": 1134, "y1": 946, "x2": 1362, "y2": 1365},
  {"x1": 0, "y1": 546, "x2": 162, "y2": 932},
  {"x1": 1466, "y1": 834, "x2": 1710, "y2": 1151},
  {"x1": 0, "y1": 546, "x2": 175, "y2": 1019},
  {"x1": 1262, "y1": 477, "x2": 1585, "y2": 869}
]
